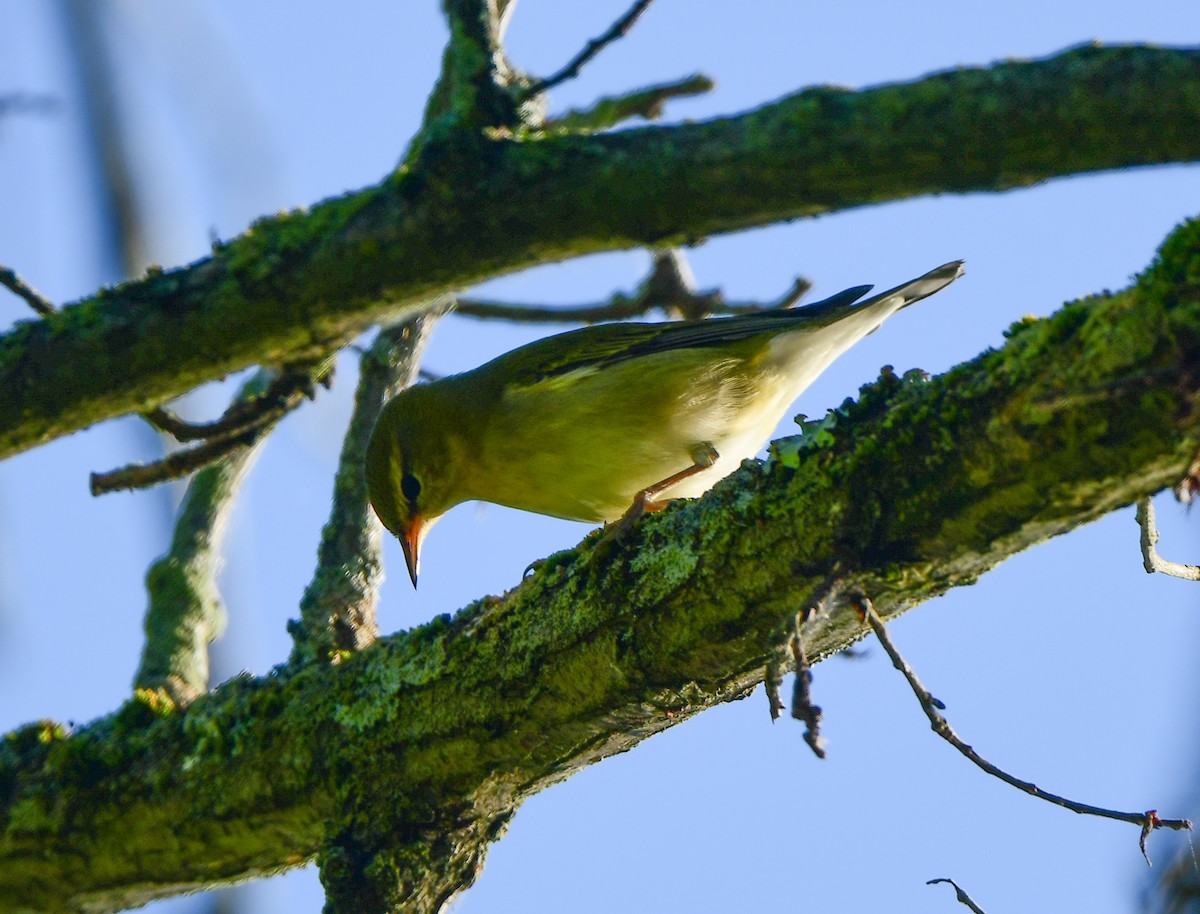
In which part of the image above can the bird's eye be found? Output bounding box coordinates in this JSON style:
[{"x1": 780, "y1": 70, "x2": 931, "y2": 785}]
[{"x1": 400, "y1": 472, "x2": 421, "y2": 504}]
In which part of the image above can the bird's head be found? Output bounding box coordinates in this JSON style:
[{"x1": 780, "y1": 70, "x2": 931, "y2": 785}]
[{"x1": 365, "y1": 385, "x2": 469, "y2": 587}]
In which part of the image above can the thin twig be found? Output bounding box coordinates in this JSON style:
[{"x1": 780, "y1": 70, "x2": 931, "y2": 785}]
[
  {"x1": 142, "y1": 366, "x2": 329, "y2": 443},
  {"x1": 455, "y1": 251, "x2": 810, "y2": 325},
  {"x1": 90, "y1": 428, "x2": 262, "y2": 496},
  {"x1": 522, "y1": 0, "x2": 657, "y2": 98},
  {"x1": 0, "y1": 266, "x2": 56, "y2": 316},
  {"x1": 790, "y1": 629, "x2": 825, "y2": 758},
  {"x1": 765, "y1": 654, "x2": 786, "y2": 722},
  {"x1": 453, "y1": 292, "x2": 677, "y2": 324},
  {"x1": 927, "y1": 878, "x2": 989, "y2": 913},
  {"x1": 95, "y1": 362, "x2": 333, "y2": 495},
  {"x1": 1137, "y1": 497, "x2": 1200, "y2": 581},
  {"x1": 860, "y1": 597, "x2": 1192, "y2": 864},
  {"x1": 547, "y1": 73, "x2": 714, "y2": 132}
]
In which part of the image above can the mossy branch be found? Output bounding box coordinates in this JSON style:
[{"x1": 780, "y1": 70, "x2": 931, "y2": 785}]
[
  {"x1": 133, "y1": 369, "x2": 283, "y2": 705},
  {"x1": 1, "y1": 44, "x2": 1199, "y2": 462},
  {"x1": 3, "y1": 216, "x2": 1200, "y2": 914},
  {"x1": 545, "y1": 73, "x2": 715, "y2": 132}
]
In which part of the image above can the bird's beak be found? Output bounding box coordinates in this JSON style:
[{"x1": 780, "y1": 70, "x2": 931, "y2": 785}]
[{"x1": 400, "y1": 515, "x2": 426, "y2": 588}]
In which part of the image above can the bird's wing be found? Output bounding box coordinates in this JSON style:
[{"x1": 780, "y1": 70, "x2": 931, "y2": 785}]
[
  {"x1": 499, "y1": 260, "x2": 962, "y2": 386},
  {"x1": 498, "y1": 286, "x2": 874, "y2": 387}
]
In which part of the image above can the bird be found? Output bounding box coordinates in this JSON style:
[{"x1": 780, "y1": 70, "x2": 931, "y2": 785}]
[{"x1": 367, "y1": 261, "x2": 963, "y2": 586}]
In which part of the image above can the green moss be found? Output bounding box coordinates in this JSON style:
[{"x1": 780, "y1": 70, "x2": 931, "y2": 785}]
[{"x1": 628, "y1": 538, "x2": 700, "y2": 607}]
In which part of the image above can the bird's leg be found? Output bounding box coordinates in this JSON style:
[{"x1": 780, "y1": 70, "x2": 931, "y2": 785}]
[{"x1": 600, "y1": 442, "x2": 719, "y2": 544}]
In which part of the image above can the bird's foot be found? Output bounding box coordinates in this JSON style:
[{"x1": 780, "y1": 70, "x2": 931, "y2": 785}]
[
  {"x1": 523, "y1": 548, "x2": 579, "y2": 580},
  {"x1": 597, "y1": 491, "x2": 657, "y2": 548}
]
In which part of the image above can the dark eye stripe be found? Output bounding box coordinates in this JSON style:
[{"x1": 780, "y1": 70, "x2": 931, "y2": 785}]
[{"x1": 400, "y1": 472, "x2": 421, "y2": 504}]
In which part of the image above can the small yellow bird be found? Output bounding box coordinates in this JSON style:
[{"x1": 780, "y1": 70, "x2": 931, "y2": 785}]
[{"x1": 367, "y1": 261, "x2": 963, "y2": 585}]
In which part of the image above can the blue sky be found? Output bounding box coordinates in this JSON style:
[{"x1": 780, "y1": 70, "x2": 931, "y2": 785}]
[{"x1": 2, "y1": 3, "x2": 1199, "y2": 912}]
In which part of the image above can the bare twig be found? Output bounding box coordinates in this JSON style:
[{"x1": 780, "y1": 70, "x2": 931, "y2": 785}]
[
  {"x1": 522, "y1": 0, "x2": 657, "y2": 99},
  {"x1": 456, "y1": 249, "x2": 811, "y2": 325},
  {"x1": 90, "y1": 428, "x2": 261, "y2": 495},
  {"x1": 142, "y1": 366, "x2": 330, "y2": 443},
  {"x1": 454, "y1": 292, "x2": 671, "y2": 324},
  {"x1": 1137, "y1": 497, "x2": 1200, "y2": 580},
  {"x1": 765, "y1": 654, "x2": 786, "y2": 722},
  {"x1": 790, "y1": 629, "x2": 825, "y2": 758},
  {"x1": 547, "y1": 73, "x2": 714, "y2": 132},
  {"x1": 0, "y1": 266, "x2": 56, "y2": 317},
  {"x1": 927, "y1": 878, "x2": 989, "y2": 913},
  {"x1": 861, "y1": 598, "x2": 1192, "y2": 863},
  {"x1": 94, "y1": 362, "x2": 332, "y2": 495}
]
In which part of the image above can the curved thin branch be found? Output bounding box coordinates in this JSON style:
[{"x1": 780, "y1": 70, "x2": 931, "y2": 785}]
[
  {"x1": 522, "y1": 0, "x2": 657, "y2": 99},
  {"x1": 928, "y1": 879, "x2": 990, "y2": 913},
  {"x1": 2, "y1": 44, "x2": 1200, "y2": 461},
  {"x1": 1136, "y1": 497, "x2": 1200, "y2": 580},
  {"x1": 864, "y1": 599, "x2": 1190, "y2": 855},
  {"x1": 142, "y1": 364, "x2": 332, "y2": 444},
  {"x1": 91, "y1": 361, "x2": 332, "y2": 495}
]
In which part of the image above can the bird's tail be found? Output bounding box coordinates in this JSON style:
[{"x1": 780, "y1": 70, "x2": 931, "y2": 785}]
[
  {"x1": 796, "y1": 260, "x2": 964, "y2": 324},
  {"x1": 877, "y1": 260, "x2": 965, "y2": 312}
]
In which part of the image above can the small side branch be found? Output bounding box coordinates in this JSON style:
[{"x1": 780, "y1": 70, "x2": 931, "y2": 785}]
[
  {"x1": 522, "y1": 0, "x2": 657, "y2": 98},
  {"x1": 1137, "y1": 497, "x2": 1200, "y2": 580},
  {"x1": 436, "y1": 0, "x2": 521, "y2": 128},
  {"x1": 91, "y1": 429, "x2": 260, "y2": 494},
  {"x1": 455, "y1": 249, "x2": 810, "y2": 325},
  {"x1": 927, "y1": 878, "x2": 989, "y2": 913},
  {"x1": 142, "y1": 365, "x2": 330, "y2": 443},
  {"x1": 790, "y1": 628, "x2": 825, "y2": 758},
  {"x1": 861, "y1": 598, "x2": 1191, "y2": 864},
  {"x1": 0, "y1": 265, "x2": 56, "y2": 316},
  {"x1": 91, "y1": 362, "x2": 332, "y2": 495},
  {"x1": 547, "y1": 73, "x2": 714, "y2": 132}
]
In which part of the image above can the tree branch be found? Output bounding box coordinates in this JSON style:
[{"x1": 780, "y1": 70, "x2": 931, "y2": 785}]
[
  {"x1": 91, "y1": 361, "x2": 333, "y2": 494},
  {"x1": 436, "y1": 0, "x2": 521, "y2": 128},
  {"x1": 928, "y1": 878, "x2": 990, "y2": 913},
  {"x1": 4, "y1": 214, "x2": 1200, "y2": 913},
  {"x1": 521, "y1": 0, "x2": 657, "y2": 98},
  {"x1": 863, "y1": 597, "x2": 1190, "y2": 857},
  {"x1": 0, "y1": 265, "x2": 55, "y2": 317},
  {"x1": 546, "y1": 73, "x2": 714, "y2": 132},
  {"x1": 2, "y1": 44, "x2": 1199, "y2": 461},
  {"x1": 454, "y1": 248, "x2": 808, "y2": 324},
  {"x1": 134, "y1": 370, "x2": 283, "y2": 705},
  {"x1": 1136, "y1": 496, "x2": 1200, "y2": 580}
]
